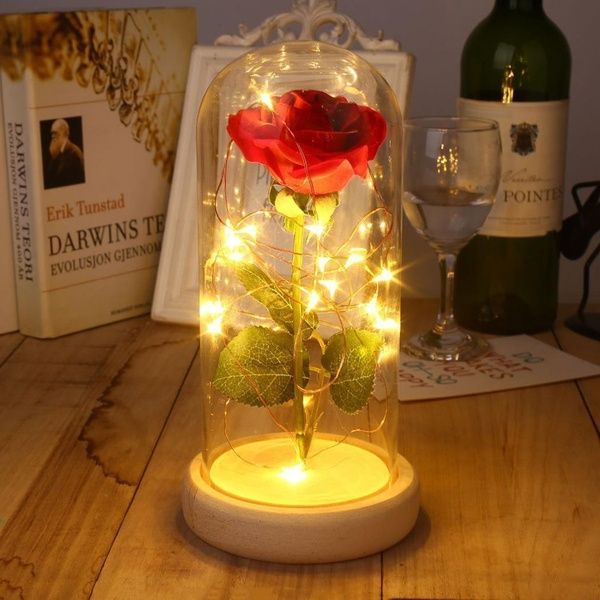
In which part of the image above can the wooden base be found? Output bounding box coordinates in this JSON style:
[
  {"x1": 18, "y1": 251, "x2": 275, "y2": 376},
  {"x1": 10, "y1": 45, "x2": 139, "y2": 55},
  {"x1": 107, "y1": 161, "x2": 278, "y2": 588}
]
[{"x1": 181, "y1": 452, "x2": 419, "y2": 563}]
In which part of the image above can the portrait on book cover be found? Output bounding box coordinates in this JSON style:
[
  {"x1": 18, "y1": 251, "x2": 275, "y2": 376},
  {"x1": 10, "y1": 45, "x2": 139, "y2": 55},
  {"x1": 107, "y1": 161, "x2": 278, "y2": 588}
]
[{"x1": 40, "y1": 116, "x2": 86, "y2": 189}]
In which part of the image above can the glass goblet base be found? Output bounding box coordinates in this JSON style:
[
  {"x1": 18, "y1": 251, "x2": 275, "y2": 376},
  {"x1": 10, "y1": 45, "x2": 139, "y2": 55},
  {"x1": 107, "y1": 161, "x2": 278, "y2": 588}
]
[{"x1": 402, "y1": 327, "x2": 489, "y2": 362}]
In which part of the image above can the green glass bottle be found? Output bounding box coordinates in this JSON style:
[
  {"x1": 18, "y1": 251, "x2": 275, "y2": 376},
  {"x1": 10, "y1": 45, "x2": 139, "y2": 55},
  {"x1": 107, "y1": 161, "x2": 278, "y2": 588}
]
[{"x1": 455, "y1": 0, "x2": 571, "y2": 334}]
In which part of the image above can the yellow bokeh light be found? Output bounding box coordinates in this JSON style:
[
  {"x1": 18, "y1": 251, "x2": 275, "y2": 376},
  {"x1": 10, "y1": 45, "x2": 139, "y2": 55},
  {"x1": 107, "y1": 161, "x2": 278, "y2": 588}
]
[
  {"x1": 317, "y1": 256, "x2": 331, "y2": 272},
  {"x1": 502, "y1": 65, "x2": 515, "y2": 104},
  {"x1": 371, "y1": 262, "x2": 401, "y2": 285},
  {"x1": 200, "y1": 298, "x2": 225, "y2": 337},
  {"x1": 361, "y1": 295, "x2": 400, "y2": 332},
  {"x1": 260, "y1": 92, "x2": 274, "y2": 111},
  {"x1": 206, "y1": 316, "x2": 224, "y2": 336},
  {"x1": 372, "y1": 267, "x2": 394, "y2": 283},
  {"x1": 374, "y1": 316, "x2": 400, "y2": 332},
  {"x1": 222, "y1": 221, "x2": 256, "y2": 263},
  {"x1": 306, "y1": 290, "x2": 321, "y2": 312},
  {"x1": 345, "y1": 248, "x2": 367, "y2": 268},
  {"x1": 319, "y1": 279, "x2": 338, "y2": 299},
  {"x1": 363, "y1": 295, "x2": 379, "y2": 317},
  {"x1": 200, "y1": 298, "x2": 225, "y2": 317},
  {"x1": 436, "y1": 142, "x2": 459, "y2": 175},
  {"x1": 306, "y1": 223, "x2": 326, "y2": 238}
]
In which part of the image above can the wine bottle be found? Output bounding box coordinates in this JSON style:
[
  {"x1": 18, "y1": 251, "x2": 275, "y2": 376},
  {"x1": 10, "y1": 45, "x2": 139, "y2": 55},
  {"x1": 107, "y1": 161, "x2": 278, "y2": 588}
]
[{"x1": 455, "y1": 0, "x2": 571, "y2": 334}]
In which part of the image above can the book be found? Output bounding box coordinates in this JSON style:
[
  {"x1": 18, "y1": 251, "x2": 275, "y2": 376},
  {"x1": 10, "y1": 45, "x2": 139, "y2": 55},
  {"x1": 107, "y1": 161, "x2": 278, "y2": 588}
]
[
  {"x1": 0, "y1": 79, "x2": 18, "y2": 334},
  {"x1": 0, "y1": 9, "x2": 196, "y2": 337}
]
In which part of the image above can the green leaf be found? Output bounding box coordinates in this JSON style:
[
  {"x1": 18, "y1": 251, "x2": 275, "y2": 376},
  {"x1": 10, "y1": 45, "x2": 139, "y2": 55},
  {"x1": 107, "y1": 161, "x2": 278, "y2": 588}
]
[
  {"x1": 234, "y1": 263, "x2": 291, "y2": 327},
  {"x1": 322, "y1": 329, "x2": 383, "y2": 414},
  {"x1": 212, "y1": 326, "x2": 295, "y2": 407},
  {"x1": 234, "y1": 262, "x2": 317, "y2": 339}
]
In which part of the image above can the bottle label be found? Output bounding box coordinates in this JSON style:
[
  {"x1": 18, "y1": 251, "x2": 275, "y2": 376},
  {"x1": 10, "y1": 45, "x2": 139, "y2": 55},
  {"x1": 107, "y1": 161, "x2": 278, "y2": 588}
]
[{"x1": 458, "y1": 98, "x2": 568, "y2": 237}]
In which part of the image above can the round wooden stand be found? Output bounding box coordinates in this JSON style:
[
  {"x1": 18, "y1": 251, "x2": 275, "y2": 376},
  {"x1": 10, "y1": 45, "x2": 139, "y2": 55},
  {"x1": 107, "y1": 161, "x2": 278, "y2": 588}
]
[{"x1": 181, "y1": 453, "x2": 419, "y2": 563}]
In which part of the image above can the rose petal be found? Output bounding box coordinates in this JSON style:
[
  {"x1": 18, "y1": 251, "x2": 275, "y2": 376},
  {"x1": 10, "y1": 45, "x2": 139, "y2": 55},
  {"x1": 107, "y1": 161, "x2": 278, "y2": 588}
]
[
  {"x1": 285, "y1": 158, "x2": 357, "y2": 195},
  {"x1": 227, "y1": 89, "x2": 387, "y2": 195}
]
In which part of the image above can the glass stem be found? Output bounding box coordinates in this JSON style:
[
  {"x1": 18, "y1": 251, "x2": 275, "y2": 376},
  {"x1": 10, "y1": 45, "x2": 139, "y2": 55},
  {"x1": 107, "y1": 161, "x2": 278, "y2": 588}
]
[
  {"x1": 434, "y1": 252, "x2": 458, "y2": 336},
  {"x1": 291, "y1": 215, "x2": 308, "y2": 461}
]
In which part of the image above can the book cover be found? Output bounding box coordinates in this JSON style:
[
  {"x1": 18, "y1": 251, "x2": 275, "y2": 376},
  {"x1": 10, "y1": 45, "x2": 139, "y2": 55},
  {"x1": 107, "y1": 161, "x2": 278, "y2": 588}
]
[
  {"x1": 0, "y1": 9, "x2": 196, "y2": 337},
  {"x1": 0, "y1": 79, "x2": 18, "y2": 334}
]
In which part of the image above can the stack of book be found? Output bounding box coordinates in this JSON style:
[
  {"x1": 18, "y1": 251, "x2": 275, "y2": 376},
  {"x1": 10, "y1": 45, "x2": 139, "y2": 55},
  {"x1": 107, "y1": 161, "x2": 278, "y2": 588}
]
[{"x1": 0, "y1": 8, "x2": 196, "y2": 337}]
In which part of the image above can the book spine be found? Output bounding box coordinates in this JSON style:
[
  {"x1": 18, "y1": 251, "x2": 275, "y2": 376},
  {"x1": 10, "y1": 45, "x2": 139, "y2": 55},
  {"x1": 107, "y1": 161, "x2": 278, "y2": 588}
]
[
  {"x1": 2, "y1": 44, "x2": 48, "y2": 337},
  {"x1": 0, "y1": 79, "x2": 19, "y2": 333}
]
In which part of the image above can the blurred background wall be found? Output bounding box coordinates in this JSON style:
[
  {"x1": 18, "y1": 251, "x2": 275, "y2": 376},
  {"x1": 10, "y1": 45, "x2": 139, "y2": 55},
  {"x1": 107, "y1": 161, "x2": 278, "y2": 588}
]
[{"x1": 2, "y1": 0, "x2": 598, "y2": 302}]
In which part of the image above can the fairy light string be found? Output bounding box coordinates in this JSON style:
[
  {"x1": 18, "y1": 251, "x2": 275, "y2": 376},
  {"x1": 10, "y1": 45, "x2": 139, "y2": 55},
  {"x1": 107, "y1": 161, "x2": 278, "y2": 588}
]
[{"x1": 201, "y1": 90, "x2": 400, "y2": 465}]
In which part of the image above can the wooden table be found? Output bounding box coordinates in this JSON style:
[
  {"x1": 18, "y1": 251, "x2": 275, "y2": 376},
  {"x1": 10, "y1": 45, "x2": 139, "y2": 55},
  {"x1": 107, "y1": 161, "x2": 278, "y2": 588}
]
[{"x1": 0, "y1": 301, "x2": 598, "y2": 599}]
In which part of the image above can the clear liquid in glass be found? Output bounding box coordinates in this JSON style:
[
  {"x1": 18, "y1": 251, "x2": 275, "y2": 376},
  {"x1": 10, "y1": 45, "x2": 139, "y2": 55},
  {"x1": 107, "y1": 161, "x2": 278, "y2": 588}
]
[{"x1": 403, "y1": 186, "x2": 492, "y2": 253}]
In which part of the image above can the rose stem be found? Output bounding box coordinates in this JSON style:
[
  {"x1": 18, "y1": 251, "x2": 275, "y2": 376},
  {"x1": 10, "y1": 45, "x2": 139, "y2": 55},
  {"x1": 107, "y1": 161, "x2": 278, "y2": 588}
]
[{"x1": 291, "y1": 214, "x2": 308, "y2": 461}]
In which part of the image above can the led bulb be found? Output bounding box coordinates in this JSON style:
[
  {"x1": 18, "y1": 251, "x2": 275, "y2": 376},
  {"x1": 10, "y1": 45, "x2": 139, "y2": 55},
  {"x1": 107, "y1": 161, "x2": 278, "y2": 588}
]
[
  {"x1": 206, "y1": 316, "x2": 223, "y2": 336},
  {"x1": 317, "y1": 256, "x2": 331, "y2": 272},
  {"x1": 260, "y1": 92, "x2": 274, "y2": 111},
  {"x1": 345, "y1": 248, "x2": 367, "y2": 268},
  {"x1": 222, "y1": 221, "x2": 256, "y2": 262},
  {"x1": 319, "y1": 279, "x2": 338, "y2": 299},
  {"x1": 372, "y1": 267, "x2": 394, "y2": 283},
  {"x1": 306, "y1": 291, "x2": 321, "y2": 312},
  {"x1": 279, "y1": 463, "x2": 308, "y2": 485},
  {"x1": 374, "y1": 316, "x2": 399, "y2": 331},
  {"x1": 200, "y1": 298, "x2": 225, "y2": 317},
  {"x1": 306, "y1": 223, "x2": 326, "y2": 238}
]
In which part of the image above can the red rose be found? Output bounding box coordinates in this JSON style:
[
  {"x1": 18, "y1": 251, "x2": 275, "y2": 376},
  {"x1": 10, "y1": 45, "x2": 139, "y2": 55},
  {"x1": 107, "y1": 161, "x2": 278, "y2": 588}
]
[{"x1": 226, "y1": 89, "x2": 387, "y2": 196}]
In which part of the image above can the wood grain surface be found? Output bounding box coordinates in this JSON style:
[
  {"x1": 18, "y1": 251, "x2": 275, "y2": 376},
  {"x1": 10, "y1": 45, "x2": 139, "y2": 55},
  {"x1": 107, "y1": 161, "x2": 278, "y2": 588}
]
[
  {"x1": 0, "y1": 332, "x2": 22, "y2": 366},
  {"x1": 554, "y1": 305, "x2": 600, "y2": 429},
  {"x1": 0, "y1": 302, "x2": 598, "y2": 600}
]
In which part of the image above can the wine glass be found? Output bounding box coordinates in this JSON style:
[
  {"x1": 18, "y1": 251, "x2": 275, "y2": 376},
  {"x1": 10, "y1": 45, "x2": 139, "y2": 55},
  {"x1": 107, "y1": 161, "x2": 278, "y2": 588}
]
[{"x1": 402, "y1": 117, "x2": 501, "y2": 361}]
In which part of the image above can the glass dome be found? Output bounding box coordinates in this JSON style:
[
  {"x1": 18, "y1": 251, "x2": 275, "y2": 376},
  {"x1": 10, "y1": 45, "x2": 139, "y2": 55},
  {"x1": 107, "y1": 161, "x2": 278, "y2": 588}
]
[{"x1": 196, "y1": 41, "x2": 403, "y2": 509}]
